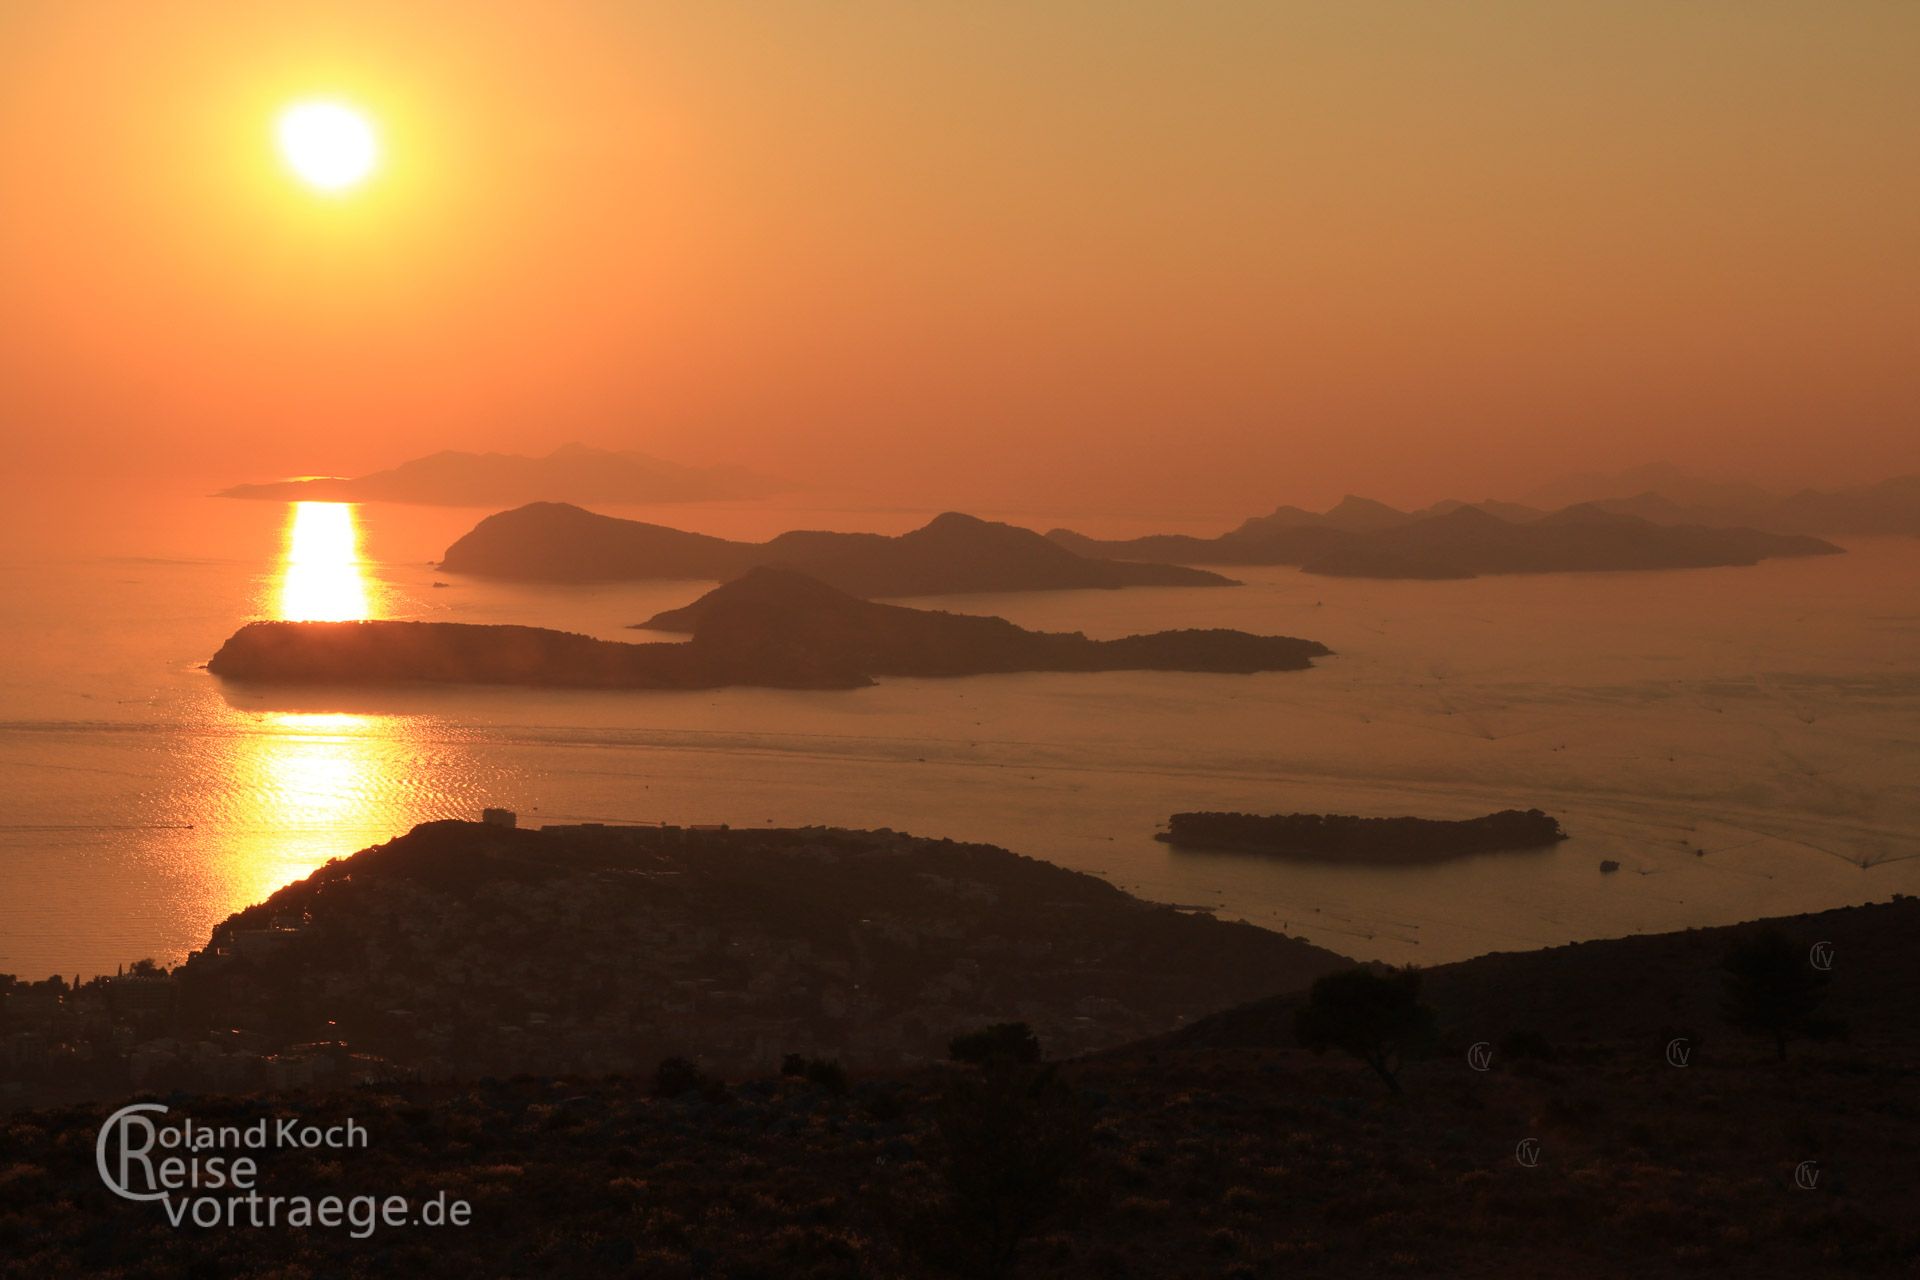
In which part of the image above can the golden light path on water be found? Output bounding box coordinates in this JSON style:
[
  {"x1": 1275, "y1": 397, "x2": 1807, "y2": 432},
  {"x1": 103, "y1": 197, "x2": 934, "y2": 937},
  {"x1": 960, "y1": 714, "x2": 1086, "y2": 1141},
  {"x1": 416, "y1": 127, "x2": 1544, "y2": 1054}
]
[
  {"x1": 277, "y1": 501, "x2": 372, "y2": 622},
  {"x1": 219, "y1": 502, "x2": 410, "y2": 912}
]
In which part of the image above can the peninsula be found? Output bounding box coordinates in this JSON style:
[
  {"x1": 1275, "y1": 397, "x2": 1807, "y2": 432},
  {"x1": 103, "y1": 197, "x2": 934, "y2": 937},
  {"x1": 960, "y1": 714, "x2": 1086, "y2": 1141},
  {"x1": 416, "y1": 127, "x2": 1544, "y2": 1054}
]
[
  {"x1": 209, "y1": 568, "x2": 1330, "y2": 689},
  {"x1": 8, "y1": 819, "x2": 1349, "y2": 1097},
  {"x1": 439, "y1": 503, "x2": 1233, "y2": 594}
]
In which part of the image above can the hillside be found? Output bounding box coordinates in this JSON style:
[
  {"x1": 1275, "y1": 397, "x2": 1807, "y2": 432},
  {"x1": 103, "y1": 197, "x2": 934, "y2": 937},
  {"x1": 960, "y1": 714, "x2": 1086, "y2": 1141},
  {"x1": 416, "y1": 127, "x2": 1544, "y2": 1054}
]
[
  {"x1": 0, "y1": 820, "x2": 1349, "y2": 1106},
  {"x1": 440, "y1": 504, "x2": 1233, "y2": 594},
  {"x1": 6, "y1": 896, "x2": 1913, "y2": 1276}
]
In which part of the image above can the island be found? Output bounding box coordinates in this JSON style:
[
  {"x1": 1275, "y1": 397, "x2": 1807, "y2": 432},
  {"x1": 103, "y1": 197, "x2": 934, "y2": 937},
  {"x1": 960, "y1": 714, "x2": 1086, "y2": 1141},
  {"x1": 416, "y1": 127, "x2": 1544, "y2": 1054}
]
[
  {"x1": 439, "y1": 503, "x2": 1235, "y2": 595},
  {"x1": 216, "y1": 442, "x2": 774, "y2": 506},
  {"x1": 1050, "y1": 499, "x2": 1841, "y2": 578},
  {"x1": 208, "y1": 567, "x2": 1331, "y2": 689},
  {"x1": 1157, "y1": 808, "x2": 1568, "y2": 861}
]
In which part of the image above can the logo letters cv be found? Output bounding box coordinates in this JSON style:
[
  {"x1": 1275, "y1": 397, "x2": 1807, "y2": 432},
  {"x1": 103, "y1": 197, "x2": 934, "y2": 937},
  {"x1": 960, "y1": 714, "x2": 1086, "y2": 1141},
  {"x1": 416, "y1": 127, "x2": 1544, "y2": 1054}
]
[
  {"x1": 1808, "y1": 941, "x2": 1835, "y2": 971},
  {"x1": 96, "y1": 1101, "x2": 171, "y2": 1203},
  {"x1": 1794, "y1": 1161, "x2": 1822, "y2": 1191},
  {"x1": 1665, "y1": 1037, "x2": 1691, "y2": 1068},
  {"x1": 1514, "y1": 1138, "x2": 1542, "y2": 1168},
  {"x1": 1467, "y1": 1042, "x2": 1493, "y2": 1072}
]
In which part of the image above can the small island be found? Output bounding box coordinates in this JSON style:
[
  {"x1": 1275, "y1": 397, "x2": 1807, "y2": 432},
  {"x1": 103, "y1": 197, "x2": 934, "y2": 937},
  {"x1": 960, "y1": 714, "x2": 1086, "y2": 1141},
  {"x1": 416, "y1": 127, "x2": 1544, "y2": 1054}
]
[
  {"x1": 209, "y1": 567, "x2": 1331, "y2": 690},
  {"x1": 1157, "y1": 808, "x2": 1568, "y2": 862}
]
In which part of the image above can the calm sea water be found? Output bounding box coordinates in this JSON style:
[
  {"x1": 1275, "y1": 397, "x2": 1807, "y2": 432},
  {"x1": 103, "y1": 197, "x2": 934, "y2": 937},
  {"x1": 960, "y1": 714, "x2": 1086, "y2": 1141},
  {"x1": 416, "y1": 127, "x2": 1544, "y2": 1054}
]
[{"x1": 2, "y1": 482, "x2": 1916, "y2": 978}]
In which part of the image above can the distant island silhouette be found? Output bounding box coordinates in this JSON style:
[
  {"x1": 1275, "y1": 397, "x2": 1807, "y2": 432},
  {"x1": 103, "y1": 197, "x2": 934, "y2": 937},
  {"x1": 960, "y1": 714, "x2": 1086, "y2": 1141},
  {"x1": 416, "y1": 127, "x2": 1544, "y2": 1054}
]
[
  {"x1": 216, "y1": 443, "x2": 774, "y2": 506},
  {"x1": 1521, "y1": 465, "x2": 1920, "y2": 537},
  {"x1": 1051, "y1": 499, "x2": 1840, "y2": 579},
  {"x1": 1158, "y1": 808, "x2": 1568, "y2": 862},
  {"x1": 209, "y1": 567, "x2": 1329, "y2": 689},
  {"x1": 441, "y1": 503, "x2": 1235, "y2": 594}
]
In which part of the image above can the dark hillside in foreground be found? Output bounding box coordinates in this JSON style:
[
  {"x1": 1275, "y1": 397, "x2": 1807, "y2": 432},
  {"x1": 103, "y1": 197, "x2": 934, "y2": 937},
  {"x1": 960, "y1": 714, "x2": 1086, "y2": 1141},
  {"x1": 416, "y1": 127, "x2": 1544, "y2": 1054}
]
[
  {"x1": 439, "y1": 503, "x2": 1233, "y2": 594},
  {"x1": 1160, "y1": 896, "x2": 1920, "y2": 1055},
  {"x1": 6, "y1": 897, "x2": 1915, "y2": 1276}
]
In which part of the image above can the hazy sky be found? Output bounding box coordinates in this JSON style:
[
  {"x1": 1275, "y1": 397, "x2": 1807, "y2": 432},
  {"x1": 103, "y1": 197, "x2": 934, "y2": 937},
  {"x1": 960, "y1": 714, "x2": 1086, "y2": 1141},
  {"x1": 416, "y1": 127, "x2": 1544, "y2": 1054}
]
[{"x1": 3, "y1": 2, "x2": 1916, "y2": 513}]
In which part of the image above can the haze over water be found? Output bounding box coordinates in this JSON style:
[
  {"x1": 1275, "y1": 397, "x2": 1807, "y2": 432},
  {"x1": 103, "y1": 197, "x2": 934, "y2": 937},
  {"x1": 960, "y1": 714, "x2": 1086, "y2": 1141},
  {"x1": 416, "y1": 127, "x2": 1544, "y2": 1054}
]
[{"x1": 2, "y1": 481, "x2": 1915, "y2": 980}]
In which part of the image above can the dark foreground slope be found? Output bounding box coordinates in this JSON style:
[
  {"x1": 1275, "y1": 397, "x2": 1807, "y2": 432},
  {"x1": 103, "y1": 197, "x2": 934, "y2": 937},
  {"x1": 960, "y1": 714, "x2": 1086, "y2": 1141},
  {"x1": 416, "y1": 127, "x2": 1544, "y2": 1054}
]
[
  {"x1": 440, "y1": 503, "x2": 1232, "y2": 594},
  {"x1": 6, "y1": 897, "x2": 1914, "y2": 1277},
  {"x1": 209, "y1": 569, "x2": 1329, "y2": 689},
  {"x1": 1053, "y1": 501, "x2": 1841, "y2": 578}
]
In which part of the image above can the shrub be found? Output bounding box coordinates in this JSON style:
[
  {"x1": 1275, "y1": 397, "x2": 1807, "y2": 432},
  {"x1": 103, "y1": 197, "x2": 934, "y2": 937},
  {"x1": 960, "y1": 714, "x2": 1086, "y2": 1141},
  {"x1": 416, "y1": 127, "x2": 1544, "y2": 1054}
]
[
  {"x1": 650, "y1": 1056, "x2": 709, "y2": 1099},
  {"x1": 948, "y1": 1022, "x2": 1042, "y2": 1067},
  {"x1": 781, "y1": 1054, "x2": 849, "y2": 1095},
  {"x1": 927, "y1": 1064, "x2": 1095, "y2": 1276}
]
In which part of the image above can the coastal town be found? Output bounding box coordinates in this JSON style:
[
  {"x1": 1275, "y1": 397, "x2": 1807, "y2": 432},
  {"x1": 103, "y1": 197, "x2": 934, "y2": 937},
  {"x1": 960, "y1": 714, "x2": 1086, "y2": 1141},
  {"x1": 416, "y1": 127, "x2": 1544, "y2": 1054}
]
[{"x1": 1, "y1": 816, "x2": 1342, "y2": 1110}]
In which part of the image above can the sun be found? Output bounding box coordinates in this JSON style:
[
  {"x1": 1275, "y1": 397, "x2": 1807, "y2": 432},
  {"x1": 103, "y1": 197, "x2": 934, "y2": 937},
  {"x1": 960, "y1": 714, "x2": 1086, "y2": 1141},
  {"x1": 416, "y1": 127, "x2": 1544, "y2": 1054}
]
[{"x1": 276, "y1": 100, "x2": 379, "y2": 193}]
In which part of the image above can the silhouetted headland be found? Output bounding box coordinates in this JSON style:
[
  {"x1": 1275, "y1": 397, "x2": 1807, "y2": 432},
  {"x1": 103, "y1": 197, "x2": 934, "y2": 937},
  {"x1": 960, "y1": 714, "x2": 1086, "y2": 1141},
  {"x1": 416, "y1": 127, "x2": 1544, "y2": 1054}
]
[
  {"x1": 1052, "y1": 500, "x2": 1840, "y2": 578},
  {"x1": 216, "y1": 443, "x2": 773, "y2": 506},
  {"x1": 440, "y1": 503, "x2": 1234, "y2": 594},
  {"x1": 208, "y1": 568, "x2": 1329, "y2": 689},
  {"x1": 9, "y1": 818, "x2": 1348, "y2": 1102},
  {"x1": 1159, "y1": 808, "x2": 1568, "y2": 861}
]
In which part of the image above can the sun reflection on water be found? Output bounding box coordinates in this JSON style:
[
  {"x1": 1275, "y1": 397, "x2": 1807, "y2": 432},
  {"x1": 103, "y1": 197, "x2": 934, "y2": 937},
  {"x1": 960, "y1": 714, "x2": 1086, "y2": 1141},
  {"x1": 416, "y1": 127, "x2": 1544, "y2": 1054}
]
[
  {"x1": 218, "y1": 506, "x2": 396, "y2": 910},
  {"x1": 278, "y1": 501, "x2": 372, "y2": 621},
  {"x1": 219, "y1": 710, "x2": 398, "y2": 909}
]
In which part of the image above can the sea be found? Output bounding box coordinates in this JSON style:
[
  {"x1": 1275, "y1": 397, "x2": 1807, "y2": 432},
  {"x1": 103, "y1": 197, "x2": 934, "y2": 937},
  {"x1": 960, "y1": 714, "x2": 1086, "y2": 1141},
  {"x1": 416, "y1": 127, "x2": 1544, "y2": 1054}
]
[{"x1": 2, "y1": 481, "x2": 1916, "y2": 978}]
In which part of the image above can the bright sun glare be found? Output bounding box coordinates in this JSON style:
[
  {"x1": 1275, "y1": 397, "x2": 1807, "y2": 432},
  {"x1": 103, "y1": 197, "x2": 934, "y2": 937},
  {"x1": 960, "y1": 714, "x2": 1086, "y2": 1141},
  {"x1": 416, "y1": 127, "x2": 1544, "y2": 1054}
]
[
  {"x1": 276, "y1": 100, "x2": 379, "y2": 193},
  {"x1": 278, "y1": 502, "x2": 372, "y2": 621}
]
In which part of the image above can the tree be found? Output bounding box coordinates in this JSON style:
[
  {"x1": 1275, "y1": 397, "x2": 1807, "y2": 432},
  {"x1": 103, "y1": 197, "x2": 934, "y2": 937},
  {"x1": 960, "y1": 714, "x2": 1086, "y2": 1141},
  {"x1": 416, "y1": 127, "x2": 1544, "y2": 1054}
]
[
  {"x1": 947, "y1": 1022, "x2": 1041, "y2": 1068},
  {"x1": 1294, "y1": 966, "x2": 1437, "y2": 1094},
  {"x1": 931, "y1": 1062, "x2": 1092, "y2": 1277},
  {"x1": 1721, "y1": 928, "x2": 1838, "y2": 1061}
]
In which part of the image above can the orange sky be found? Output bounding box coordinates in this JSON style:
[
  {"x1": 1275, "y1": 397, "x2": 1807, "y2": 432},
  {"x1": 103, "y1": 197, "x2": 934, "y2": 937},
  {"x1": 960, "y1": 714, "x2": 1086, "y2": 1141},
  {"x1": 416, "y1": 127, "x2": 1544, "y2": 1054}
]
[{"x1": 2, "y1": 2, "x2": 1916, "y2": 514}]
